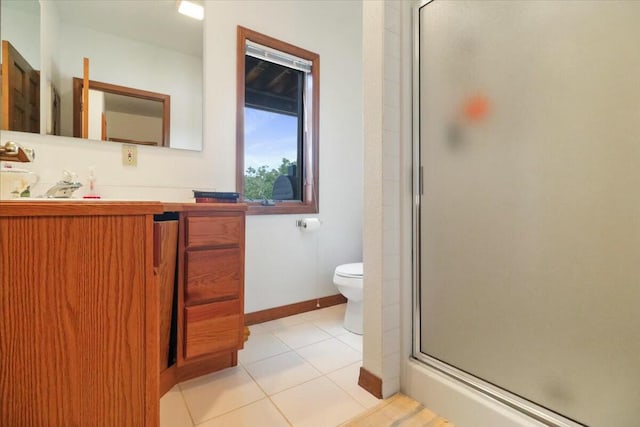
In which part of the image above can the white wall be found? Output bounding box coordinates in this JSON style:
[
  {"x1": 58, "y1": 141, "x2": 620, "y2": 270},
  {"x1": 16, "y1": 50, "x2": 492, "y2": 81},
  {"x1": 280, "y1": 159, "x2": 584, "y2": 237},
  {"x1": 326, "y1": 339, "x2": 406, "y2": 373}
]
[
  {"x1": 362, "y1": 0, "x2": 385, "y2": 392},
  {"x1": 205, "y1": 0, "x2": 363, "y2": 312},
  {"x1": 40, "y1": 0, "x2": 60, "y2": 135},
  {"x1": 0, "y1": 1, "x2": 40, "y2": 68},
  {"x1": 362, "y1": 0, "x2": 404, "y2": 399},
  {"x1": 106, "y1": 111, "x2": 162, "y2": 145},
  {"x1": 1, "y1": 0, "x2": 40, "y2": 127},
  {"x1": 88, "y1": 90, "x2": 105, "y2": 141},
  {"x1": 0, "y1": 0, "x2": 363, "y2": 314}
]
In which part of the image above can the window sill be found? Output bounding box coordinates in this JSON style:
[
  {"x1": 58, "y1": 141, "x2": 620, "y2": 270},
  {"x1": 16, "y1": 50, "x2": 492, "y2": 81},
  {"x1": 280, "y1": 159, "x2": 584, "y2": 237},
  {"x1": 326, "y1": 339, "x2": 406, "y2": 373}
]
[{"x1": 246, "y1": 202, "x2": 318, "y2": 215}]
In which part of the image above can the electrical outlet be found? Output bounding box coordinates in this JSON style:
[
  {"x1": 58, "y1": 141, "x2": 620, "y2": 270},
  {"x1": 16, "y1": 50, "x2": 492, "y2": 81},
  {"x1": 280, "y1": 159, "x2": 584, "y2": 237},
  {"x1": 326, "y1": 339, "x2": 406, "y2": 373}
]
[{"x1": 122, "y1": 144, "x2": 137, "y2": 166}]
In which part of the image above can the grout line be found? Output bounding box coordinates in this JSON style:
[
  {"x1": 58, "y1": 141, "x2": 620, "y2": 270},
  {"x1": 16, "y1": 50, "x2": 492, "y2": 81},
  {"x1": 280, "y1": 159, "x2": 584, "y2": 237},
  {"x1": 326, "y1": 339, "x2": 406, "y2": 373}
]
[
  {"x1": 291, "y1": 349, "x2": 360, "y2": 377},
  {"x1": 176, "y1": 384, "x2": 198, "y2": 427},
  {"x1": 190, "y1": 365, "x2": 265, "y2": 425},
  {"x1": 266, "y1": 394, "x2": 295, "y2": 427},
  {"x1": 242, "y1": 348, "x2": 297, "y2": 369},
  {"x1": 246, "y1": 339, "x2": 367, "y2": 413},
  {"x1": 243, "y1": 352, "x2": 323, "y2": 397},
  {"x1": 334, "y1": 333, "x2": 364, "y2": 353},
  {"x1": 312, "y1": 321, "x2": 351, "y2": 337},
  {"x1": 324, "y1": 371, "x2": 370, "y2": 411},
  {"x1": 270, "y1": 330, "x2": 294, "y2": 351},
  {"x1": 243, "y1": 331, "x2": 360, "y2": 395},
  {"x1": 266, "y1": 374, "x2": 366, "y2": 426},
  {"x1": 193, "y1": 398, "x2": 269, "y2": 426},
  {"x1": 239, "y1": 327, "x2": 293, "y2": 361},
  {"x1": 238, "y1": 348, "x2": 291, "y2": 368},
  {"x1": 289, "y1": 335, "x2": 335, "y2": 352},
  {"x1": 235, "y1": 352, "x2": 307, "y2": 425}
]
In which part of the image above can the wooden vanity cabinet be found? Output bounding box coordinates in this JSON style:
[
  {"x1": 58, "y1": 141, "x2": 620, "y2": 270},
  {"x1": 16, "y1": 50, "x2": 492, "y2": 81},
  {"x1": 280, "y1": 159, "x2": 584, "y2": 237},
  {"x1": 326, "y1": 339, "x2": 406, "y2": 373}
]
[
  {"x1": 0, "y1": 202, "x2": 246, "y2": 425},
  {"x1": 173, "y1": 206, "x2": 246, "y2": 381},
  {"x1": 0, "y1": 201, "x2": 163, "y2": 427}
]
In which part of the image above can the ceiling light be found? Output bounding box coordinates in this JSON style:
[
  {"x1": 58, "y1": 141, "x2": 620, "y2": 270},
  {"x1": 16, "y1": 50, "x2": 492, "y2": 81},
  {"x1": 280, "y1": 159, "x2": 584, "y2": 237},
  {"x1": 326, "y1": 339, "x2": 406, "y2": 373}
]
[{"x1": 178, "y1": 0, "x2": 204, "y2": 21}]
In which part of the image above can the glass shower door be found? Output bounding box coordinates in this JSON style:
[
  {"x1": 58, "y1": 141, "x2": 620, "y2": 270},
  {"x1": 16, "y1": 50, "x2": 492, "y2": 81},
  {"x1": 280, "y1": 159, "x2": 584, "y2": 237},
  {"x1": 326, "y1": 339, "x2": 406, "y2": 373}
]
[{"x1": 416, "y1": 1, "x2": 640, "y2": 426}]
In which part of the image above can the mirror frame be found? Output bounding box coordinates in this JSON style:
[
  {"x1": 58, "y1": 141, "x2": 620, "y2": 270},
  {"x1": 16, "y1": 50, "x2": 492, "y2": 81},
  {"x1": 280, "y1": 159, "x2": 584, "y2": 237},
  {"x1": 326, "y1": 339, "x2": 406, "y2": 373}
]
[{"x1": 72, "y1": 78, "x2": 171, "y2": 147}]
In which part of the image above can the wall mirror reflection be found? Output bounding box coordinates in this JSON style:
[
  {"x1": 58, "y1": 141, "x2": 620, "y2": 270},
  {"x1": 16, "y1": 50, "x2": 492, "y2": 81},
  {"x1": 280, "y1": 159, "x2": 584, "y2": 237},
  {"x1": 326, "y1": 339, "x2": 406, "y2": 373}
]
[
  {"x1": 72, "y1": 77, "x2": 170, "y2": 147},
  {"x1": 1, "y1": 0, "x2": 204, "y2": 151}
]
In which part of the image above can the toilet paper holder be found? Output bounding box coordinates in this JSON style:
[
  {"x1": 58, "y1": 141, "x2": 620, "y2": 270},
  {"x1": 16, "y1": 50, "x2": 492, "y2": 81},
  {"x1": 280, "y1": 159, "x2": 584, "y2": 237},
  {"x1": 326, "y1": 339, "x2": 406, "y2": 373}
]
[{"x1": 296, "y1": 218, "x2": 322, "y2": 230}]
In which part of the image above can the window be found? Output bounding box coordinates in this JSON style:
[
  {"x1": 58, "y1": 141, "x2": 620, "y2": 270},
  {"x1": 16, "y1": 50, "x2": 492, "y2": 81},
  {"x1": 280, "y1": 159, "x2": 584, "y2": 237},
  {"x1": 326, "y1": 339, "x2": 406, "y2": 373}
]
[{"x1": 236, "y1": 26, "x2": 319, "y2": 214}]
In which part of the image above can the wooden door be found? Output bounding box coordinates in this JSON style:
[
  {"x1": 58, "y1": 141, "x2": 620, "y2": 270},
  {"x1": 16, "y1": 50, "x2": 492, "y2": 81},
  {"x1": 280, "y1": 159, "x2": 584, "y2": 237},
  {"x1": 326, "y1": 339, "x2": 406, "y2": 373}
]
[
  {"x1": 48, "y1": 83, "x2": 61, "y2": 135},
  {"x1": 1, "y1": 40, "x2": 40, "y2": 133}
]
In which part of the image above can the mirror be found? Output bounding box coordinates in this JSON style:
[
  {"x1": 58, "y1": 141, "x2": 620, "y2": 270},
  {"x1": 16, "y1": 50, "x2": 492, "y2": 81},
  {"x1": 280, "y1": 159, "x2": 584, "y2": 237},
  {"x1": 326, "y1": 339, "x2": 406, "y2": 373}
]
[
  {"x1": 1, "y1": 0, "x2": 41, "y2": 134},
  {"x1": 38, "y1": 0, "x2": 202, "y2": 151}
]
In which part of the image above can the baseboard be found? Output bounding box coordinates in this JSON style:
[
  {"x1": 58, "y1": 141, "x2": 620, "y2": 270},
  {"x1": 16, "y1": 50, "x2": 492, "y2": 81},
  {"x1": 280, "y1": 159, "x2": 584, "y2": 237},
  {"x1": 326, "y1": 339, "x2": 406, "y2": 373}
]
[
  {"x1": 159, "y1": 365, "x2": 177, "y2": 397},
  {"x1": 159, "y1": 352, "x2": 237, "y2": 396},
  {"x1": 358, "y1": 367, "x2": 383, "y2": 399},
  {"x1": 245, "y1": 294, "x2": 347, "y2": 325},
  {"x1": 177, "y1": 352, "x2": 237, "y2": 383}
]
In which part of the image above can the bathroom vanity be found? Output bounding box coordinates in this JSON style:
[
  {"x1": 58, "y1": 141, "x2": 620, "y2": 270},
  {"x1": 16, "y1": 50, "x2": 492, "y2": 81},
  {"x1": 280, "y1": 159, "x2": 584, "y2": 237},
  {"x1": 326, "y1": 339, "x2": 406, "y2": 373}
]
[
  {"x1": 0, "y1": 201, "x2": 246, "y2": 426},
  {"x1": 160, "y1": 202, "x2": 246, "y2": 393}
]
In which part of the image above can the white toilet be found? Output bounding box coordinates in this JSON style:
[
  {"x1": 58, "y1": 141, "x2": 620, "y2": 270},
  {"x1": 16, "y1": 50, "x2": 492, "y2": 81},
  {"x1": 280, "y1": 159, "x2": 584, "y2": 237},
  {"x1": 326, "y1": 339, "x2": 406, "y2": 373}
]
[{"x1": 333, "y1": 262, "x2": 363, "y2": 335}]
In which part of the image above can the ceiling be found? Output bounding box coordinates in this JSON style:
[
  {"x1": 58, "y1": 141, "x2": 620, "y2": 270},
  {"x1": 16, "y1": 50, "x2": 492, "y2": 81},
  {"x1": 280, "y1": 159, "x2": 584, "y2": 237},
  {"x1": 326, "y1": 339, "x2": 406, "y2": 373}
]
[
  {"x1": 245, "y1": 56, "x2": 301, "y2": 116},
  {"x1": 103, "y1": 92, "x2": 164, "y2": 117},
  {"x1": 53, "y1": 0, "x2": 203, "y2": 57},
  {"x1": 2, "y1": 0, "x2": 39, "y2": 15}
]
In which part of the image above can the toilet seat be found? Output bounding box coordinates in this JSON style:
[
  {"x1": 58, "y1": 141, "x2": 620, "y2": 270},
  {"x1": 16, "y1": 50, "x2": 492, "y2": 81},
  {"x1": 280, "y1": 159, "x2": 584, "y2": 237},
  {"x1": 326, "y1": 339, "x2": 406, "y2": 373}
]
[
  {"x1": 333, "y1": 263, "x2": 364, "y2": 335},
  {"x1": 335, "y1": 263, "x2": 363, "y2": 279}
]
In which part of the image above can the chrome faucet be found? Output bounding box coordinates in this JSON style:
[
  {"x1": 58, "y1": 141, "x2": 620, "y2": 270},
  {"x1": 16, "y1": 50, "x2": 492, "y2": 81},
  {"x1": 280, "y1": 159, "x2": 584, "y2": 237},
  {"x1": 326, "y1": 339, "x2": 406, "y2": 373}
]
[{"x1": 45, "y1": 170, "x2": 83, "y2": 198}]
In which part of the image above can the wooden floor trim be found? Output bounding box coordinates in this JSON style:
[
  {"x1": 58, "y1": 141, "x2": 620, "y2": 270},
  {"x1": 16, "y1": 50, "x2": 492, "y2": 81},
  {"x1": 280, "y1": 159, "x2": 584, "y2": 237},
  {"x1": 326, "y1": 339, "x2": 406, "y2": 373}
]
[
  {"x1": 358, "y1": 366, "x2": 383, "y2": 399},
  {"x1": 159, "y1": 365, "x2": 177, "y2": 397},
  {"x1": 245, "y1": 294, "x2": 346, "y2": 325},
  {"x1": 341, "y1": 393, "x2": 454, "y2": 426}
]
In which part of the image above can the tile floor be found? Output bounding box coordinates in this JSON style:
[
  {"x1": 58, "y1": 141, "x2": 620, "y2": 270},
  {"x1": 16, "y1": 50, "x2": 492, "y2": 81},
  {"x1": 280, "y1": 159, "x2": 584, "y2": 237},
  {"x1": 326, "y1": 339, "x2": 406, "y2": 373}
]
[{"x1": 160, "y1": 304, "x2": 382, "y2": 427}]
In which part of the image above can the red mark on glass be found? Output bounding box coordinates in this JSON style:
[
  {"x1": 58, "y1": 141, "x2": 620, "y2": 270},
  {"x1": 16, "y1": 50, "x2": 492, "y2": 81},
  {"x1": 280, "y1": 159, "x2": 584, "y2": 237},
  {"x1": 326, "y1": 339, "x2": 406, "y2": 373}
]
[{"x1": 463, "y1": 94, "x2": 490, "y2": 122}]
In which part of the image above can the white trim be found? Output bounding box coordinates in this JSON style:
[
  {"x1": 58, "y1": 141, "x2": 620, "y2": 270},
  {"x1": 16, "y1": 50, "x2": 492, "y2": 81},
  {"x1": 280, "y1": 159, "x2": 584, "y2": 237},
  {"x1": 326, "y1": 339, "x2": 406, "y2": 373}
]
[
  {"x1": 245, "y1": 41, "x2": 312, "y2": 73},
  {"x1": 404, "y1": 359, "x2": 549, "y2": 427}
]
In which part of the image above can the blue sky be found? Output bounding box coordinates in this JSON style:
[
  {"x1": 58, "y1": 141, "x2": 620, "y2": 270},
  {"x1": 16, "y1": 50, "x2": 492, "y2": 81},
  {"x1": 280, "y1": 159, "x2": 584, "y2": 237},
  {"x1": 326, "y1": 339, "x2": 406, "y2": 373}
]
[{"x1": 244, "y1": 107, "x2": 297, "y2": 172}]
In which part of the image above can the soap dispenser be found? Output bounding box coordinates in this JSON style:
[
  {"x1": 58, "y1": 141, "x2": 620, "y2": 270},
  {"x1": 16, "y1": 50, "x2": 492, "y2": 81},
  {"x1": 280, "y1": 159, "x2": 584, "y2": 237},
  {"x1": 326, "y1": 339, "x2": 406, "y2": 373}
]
[{"x1": 83, "y1": 166, "x2": 101, "y2": 199}]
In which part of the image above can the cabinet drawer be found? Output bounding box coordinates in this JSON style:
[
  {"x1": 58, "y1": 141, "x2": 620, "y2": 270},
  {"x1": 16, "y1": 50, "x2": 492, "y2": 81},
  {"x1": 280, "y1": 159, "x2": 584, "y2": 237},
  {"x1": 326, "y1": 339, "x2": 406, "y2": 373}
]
[
  {"x1": 185, "y1": 248, "x2": 241, "y2": 304},
  {"x1": 186, "y1": 215, "x2": 243, "y2": 248},
  {"x1": 184, "y1": 300, "x2": 242, "y2": 359}
]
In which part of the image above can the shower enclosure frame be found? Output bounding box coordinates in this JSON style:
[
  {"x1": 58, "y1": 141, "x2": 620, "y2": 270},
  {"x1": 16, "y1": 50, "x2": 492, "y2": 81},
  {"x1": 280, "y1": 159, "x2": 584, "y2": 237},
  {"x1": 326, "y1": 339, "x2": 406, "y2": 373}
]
[{"x1": 410, "y1": 1, "x2": 584, "y2": 426}]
